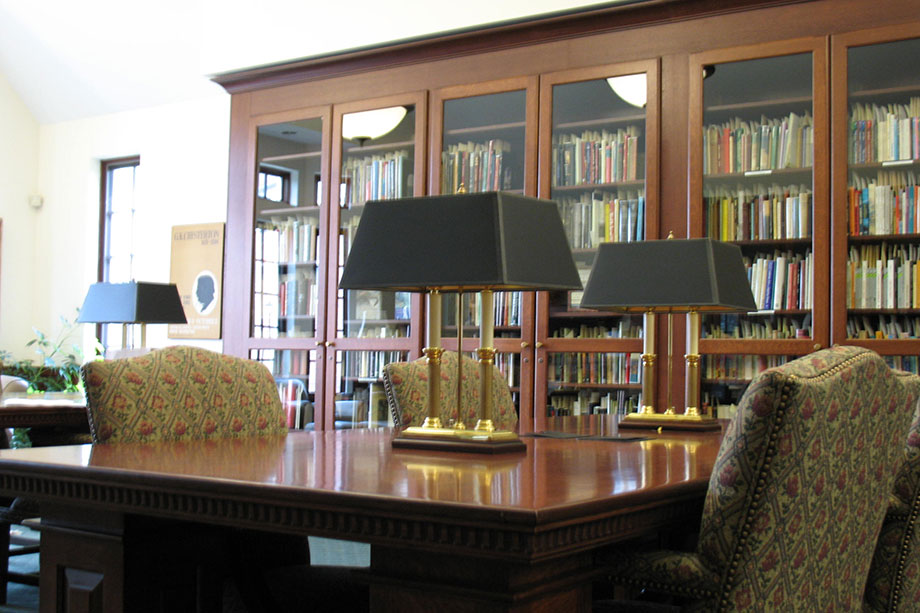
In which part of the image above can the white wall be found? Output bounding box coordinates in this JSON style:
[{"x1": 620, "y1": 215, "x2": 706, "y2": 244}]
[
  {"x1": 0, "y1": 71, "x2": 40, "y2": 361},
  {"x1": 0, "y1": 89, "x2": 231, "y2": 362}
]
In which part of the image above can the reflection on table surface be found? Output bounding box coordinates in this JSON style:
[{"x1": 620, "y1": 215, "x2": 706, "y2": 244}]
[
  {"x1": 0, "y1": 424, "x2": 723, "y2": 513},
  {"x1": 0, "y1": 391, "x2": 86, "y2": 407}
]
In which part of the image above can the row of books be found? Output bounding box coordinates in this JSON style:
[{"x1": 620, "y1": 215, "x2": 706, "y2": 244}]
[
  {"x1": 701, "y1": 354, "x2": 788, "y2": 381},
  {"x1": 494, "y1": 353, "x2": 519, "y2": 388},
  {"x1": 884, "y1": 355, "x2": 920, "y2": 375},
  {"x1": 278, "y1": 269, "x2": 317, "y2": 318},
  {"x1": 557, "y1": 191, "x2": 646, "y2": 249},
  {"x1": 703, "y1": 313, "x2": 812, "y2": 340},
  {"x1": 847, "y1": 171, "x2": 920, "y2": 236},
  {"x1": 846, "y1": 243, "x2": 920, "y2": 309},
  {"x1": 703, "y1": 184, "x2": 811, "y2": 241},
  {"x1": 350, "y1": 382, "x2": 393, "y2": 428},
  {"x1": 547, "y1": 351, "x2": 641, "y2": 385},
  {"x1": 550, "y1": 320, "x2": 642, "y2": 339},
  {"x1": 270, "y1": 217, "x2": 320, "y2": 264},
  {"x1": 847, "y1": 314, "x2": 920, "y2": 340},
  {"x1": 849, "y1": 99, "x2": 920, "y2": 164},
  {"x1": 341, "y1": 350, "x2": 405, "y2": 380},
  {"x1": 442, "y1": 291, "x2": 522, "y2": 328},
  {"x1": 703, "y1": 111, "x2": 814, "y2": 175},
  {"x1": 265, "y1": 349, "x2": 313, "y2": 381},
  {"x1": 551, "y1": 127, "x2": 642, "y2": 187},
  {"x1": 278, "y1": 378, "x2": 313, "y2": 429},
  {"x1": 746, "y1": 249, "x2": 814, "y2": 311},
  {"x1": 441, "y1": 139, "x2": 513, "y2": 194},
  {"x1": 546, "y1": 389, "x2": 637, "y2": 417},
  {"x1": 341, "y1": 150, "x2": 411, "y2": 207}
]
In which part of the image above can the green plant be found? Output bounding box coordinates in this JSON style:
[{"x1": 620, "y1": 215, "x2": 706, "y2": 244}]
[{"x1": 0, "y1": 309, "x2": 100, "y2": 393}]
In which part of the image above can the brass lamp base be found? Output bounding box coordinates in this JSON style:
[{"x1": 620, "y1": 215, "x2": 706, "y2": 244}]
[
  {"x1": 618, "y1": 412, "x2": 722, "y2": 431},
  {"x1": 392, "y1": 426, "x2": 527, "y2": 454}
]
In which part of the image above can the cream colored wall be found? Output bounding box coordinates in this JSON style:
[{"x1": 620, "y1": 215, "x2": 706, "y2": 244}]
[
  {"x1": 1, "y1": 91, "x2": 231, "y2": 361},
  {"x1": 0, "y1": 71, "x2": 40, "y2": 361}
]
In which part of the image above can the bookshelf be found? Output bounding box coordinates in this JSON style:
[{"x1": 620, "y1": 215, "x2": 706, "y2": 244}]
[
  {"x1": 218, "y1": 0, "x2": 920, "y2": 432},
  {"x1": 832, "y1": 24, "x2": 920, "y2": 374},
  {"x1": 688, "y1": 38, "x2": 829, "y2": 410},
  {"x1": 533, "y1": 61, "x2": 658, "y2": 431},
  {"x1": 428, "y1": 77, "x2": 539, "y2": 427}
]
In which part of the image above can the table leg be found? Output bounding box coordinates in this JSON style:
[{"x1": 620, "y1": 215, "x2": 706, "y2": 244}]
[{"x1": 367, "y1": 546, "x2": 595, "y2": 612}]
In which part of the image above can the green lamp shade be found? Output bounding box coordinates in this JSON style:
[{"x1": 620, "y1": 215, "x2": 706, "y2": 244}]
[
  {"x1": 339, "y1": 192, "x2": 582, "y2": 292},
  {"x1": 580, "y1": 238, "x2": 756, "y2": 313},
  {"x1": 77, "y1": 281, "x2": 188, "y2": 324}
]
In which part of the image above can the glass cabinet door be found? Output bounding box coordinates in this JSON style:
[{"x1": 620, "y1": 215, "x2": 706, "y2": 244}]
[
  {"x1": 251, "y1": 111, "x2": 331, "y2": 430},
  {"x1": 689, "y1": 39, "x2": 828, "y2": 411},
  {"x1": 326, "y1": 95, "x2": 427, "y2": 429},
  {"x1": 832, "y1": 27, "x2": 920, "y2": 371},
  {"x1": 429, "y1": 78, "x2": 538, "y2": 428},
  {"x1": 254, "y1": 116, "x2": 327, "y2": 340},
  {"x1": 534, "y1": 61, "x2": 658, "y2": 431}
]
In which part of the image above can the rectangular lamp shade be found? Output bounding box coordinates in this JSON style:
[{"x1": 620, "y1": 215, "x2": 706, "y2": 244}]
[
  {"x1": 580, "y1": 238, "x2": 756, "y2": 313},
  {"x1": 338, "y1": 192, "x2": 583, "y2": 292},
  {"x1": 77, "y1": 281, "x2": 188, "y2": 324}
]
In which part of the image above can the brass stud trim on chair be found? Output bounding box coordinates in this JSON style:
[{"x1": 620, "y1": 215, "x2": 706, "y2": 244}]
[
  {"x1": 716, "y1": 350, "x2": 875, "y2": 613},
  {"x1": 889, "y1": 483, "x2": 920, "y2": 611}
]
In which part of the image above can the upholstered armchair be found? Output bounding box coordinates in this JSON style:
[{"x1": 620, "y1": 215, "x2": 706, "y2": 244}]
[
  {"x1": 864, "y1": 401, "x2": 920, "y2": 611},
  {"x1": 596, "y1": 345, "x2": 920, "y2": 612},
  {"x1": 82, "y1": 345, "x2": 367, "y2": 612},
  {"x1": 82, "y1": 345, "x2": 287, "y2": 444},
  {"x1": 382, "y1": 350, "x2": 517, "y2": 430}
]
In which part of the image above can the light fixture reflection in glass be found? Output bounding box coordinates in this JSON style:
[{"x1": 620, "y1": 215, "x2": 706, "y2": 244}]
[
  {"x1": 342, "y1": 106, "x2": 408, "y2": 141},
  {"x1": 606, "y1": 74, "x2": 647, "y2": 108}
]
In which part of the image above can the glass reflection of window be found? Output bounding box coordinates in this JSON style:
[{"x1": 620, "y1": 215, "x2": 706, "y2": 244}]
[
  {"x1": 258, "y1": 167, "x2": 291, "y2": 203},
  {"x1": 253, "y1": 224, "x2": 281, "y2": 338}
]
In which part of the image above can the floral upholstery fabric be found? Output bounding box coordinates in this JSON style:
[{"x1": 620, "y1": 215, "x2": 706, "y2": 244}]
[
  {"x1": 82, "y1": 345, "x2": 287, "y2": 444},
  {"x1": 382, "y1": 351, "x2": 517, "y2": 429},
  {"x1": 601, "y1": 345, "x2": 920, "y2": 612},
  {"x1": 864, "y1": 407, "x2": 920, "y2": 612}
]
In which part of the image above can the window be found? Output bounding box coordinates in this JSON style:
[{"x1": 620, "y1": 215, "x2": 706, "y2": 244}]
[
  {"x1": 98, "y1": 156, "x2": 140, "y2": 350},
  {"x1": 257, "y1": 167, "x2": 291, "y2": 202}
]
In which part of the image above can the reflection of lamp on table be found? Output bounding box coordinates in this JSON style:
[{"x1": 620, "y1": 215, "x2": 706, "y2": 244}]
[
  {"x1": 580, "y1": 236, "x2": 755, "y2": 430},
  {"x1": 339, "y1": 192, "x2": 582, "y2": 453},
  {"x1": 77, "y1": 281, "x2": 187, "y2": 357}
]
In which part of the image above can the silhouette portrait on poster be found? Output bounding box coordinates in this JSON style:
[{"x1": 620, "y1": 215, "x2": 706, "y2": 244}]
[{"x1": 193, "y1": 271, "x2": 218, "y2": 315}]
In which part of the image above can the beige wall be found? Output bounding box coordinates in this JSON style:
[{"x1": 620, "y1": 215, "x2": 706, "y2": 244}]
[
  {"x1": 0, "y1": 80, "x2": 231, "y2": 361},
  {"x1": 0, "y1": 71, "x2": 40, "y2": 360}
]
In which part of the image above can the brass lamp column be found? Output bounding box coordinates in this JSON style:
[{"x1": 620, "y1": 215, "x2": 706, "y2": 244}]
[
  {"x1": 685, "y1": 309, "x2": 702, "y2": 417},
  {"x1": 580, "y1": 238, "x2": 755, "y2": 431},
  {"x1": 339, "y1": 192, "x2": 582, "y2": 453},
  {"x1": 638, "y1": 308, "x2": 657, "y2": 414}
]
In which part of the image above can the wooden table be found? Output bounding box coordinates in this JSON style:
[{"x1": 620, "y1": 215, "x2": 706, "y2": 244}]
[
  {"x1": 0, "y1": 424, "x2": 723, "y2": 613},
  {"x1": 0, "y1": 392, "x2": 89, "y2": 447}
]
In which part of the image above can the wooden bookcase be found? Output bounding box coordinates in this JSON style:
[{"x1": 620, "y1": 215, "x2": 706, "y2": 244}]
[
  {"x1": 831, "y1": 23, "x2": 920, "y2": 376},
  {"x1": 215, "y1": 0, "x2": 920, "y2": 432}
]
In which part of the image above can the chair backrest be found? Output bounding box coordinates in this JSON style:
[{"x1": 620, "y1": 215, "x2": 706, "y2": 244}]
[
  {"x1": 864, "y1": 402, "x2": 920, "y2": 612},
  {"x1": 82, "y1": 345, "x2": 287, "y2": 444},
  {"x1": 382, "y1": 351, "x2": 517, "y2": 429},
  {"x1": 696, "y1": 345, "x2": 920, "y2": 611}
]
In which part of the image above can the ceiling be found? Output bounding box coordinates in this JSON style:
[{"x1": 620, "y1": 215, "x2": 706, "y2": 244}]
[{"x1": 0, "y1": 0, "x2": 617, "y2": 125}]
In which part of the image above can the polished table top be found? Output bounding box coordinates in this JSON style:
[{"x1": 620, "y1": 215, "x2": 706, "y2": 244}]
[
  {"x1": 0, "y1": 426, "x2": 722, "y2": 524},
  {"x1": 4, "y1": 425, "x2": 725, "y2": 611}
]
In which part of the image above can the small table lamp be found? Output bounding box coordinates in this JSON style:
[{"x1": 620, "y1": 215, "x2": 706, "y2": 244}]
[
  {"x1": 77, "y1": 281, "x2": 187, "y2": 350},
  {"x1": 339, "y1": 192, "x2": 582, "y2": 452},
  {"x1": 580, "y1": 236, "x2": 755, "y2": 430}
]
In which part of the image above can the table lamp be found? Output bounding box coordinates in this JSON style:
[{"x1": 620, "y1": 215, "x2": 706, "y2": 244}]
[
  {"x1": 339, "y1": 192, "x2": 582, "y2": 452},
  {"x1": 580, "y1": 236, "x2": 755, "y2": 430},
  {"x1": 77, "y1": 281, "x2": 187, "y2": 350}
]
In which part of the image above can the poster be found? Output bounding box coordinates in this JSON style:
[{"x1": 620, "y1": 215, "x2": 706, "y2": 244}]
[{"x1": 168, "y1": 223, "x2": 224, "y2": 339}]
